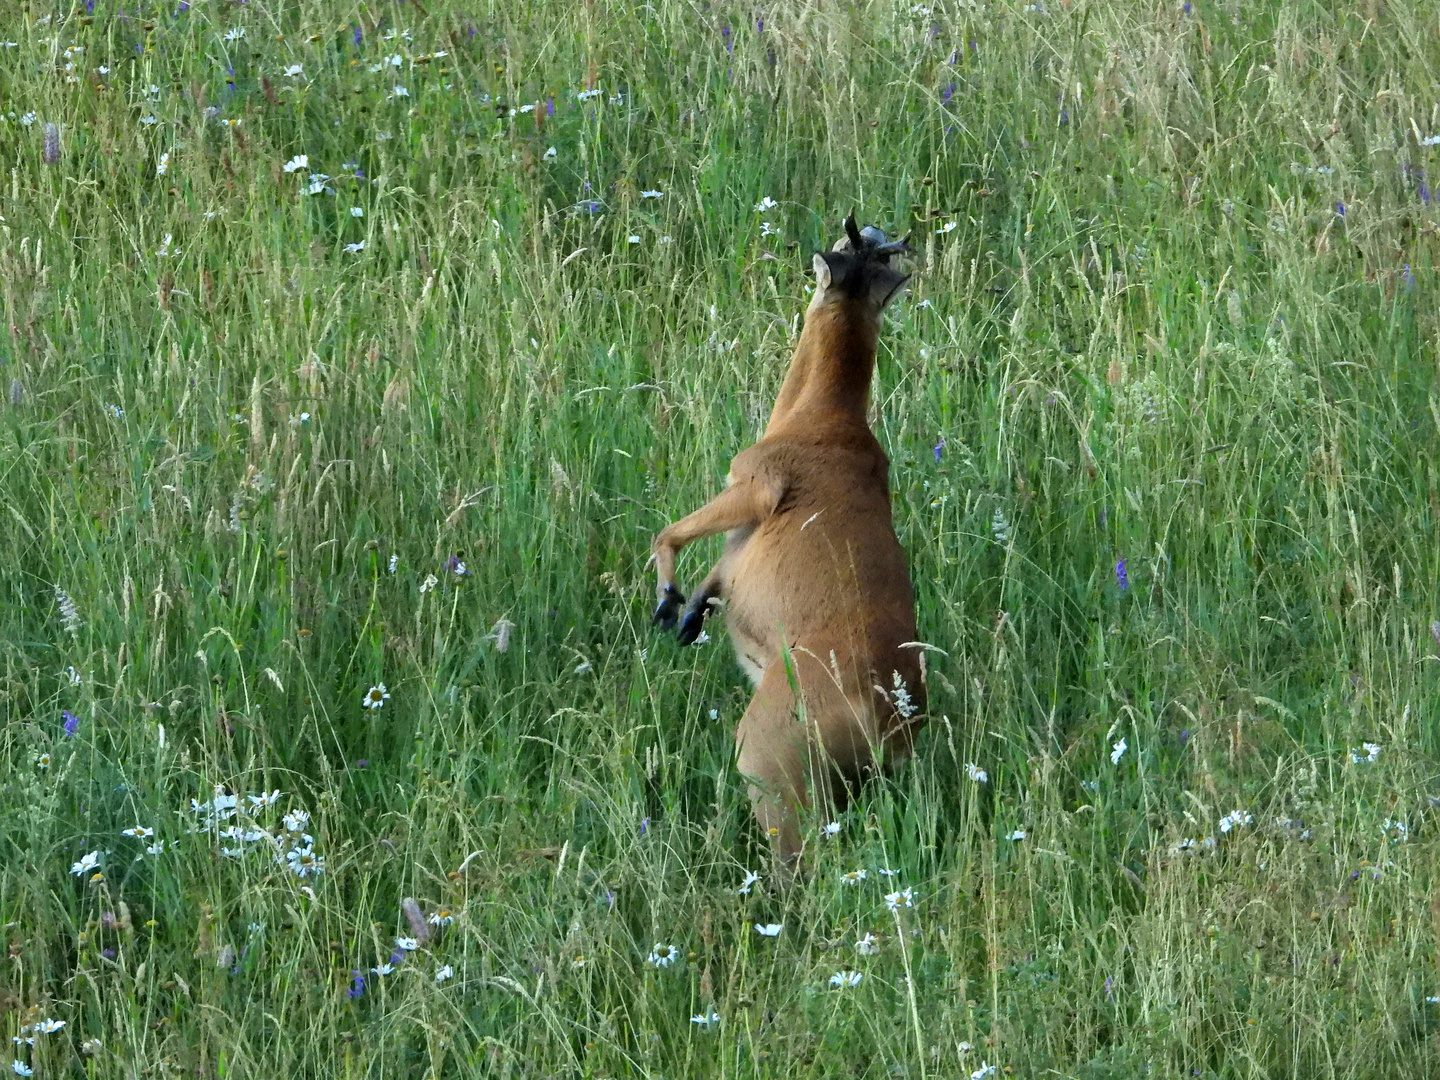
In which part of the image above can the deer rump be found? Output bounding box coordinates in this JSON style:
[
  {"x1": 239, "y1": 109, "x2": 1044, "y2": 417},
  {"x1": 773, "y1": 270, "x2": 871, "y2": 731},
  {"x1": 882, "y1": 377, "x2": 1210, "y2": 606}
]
[{"x1": 652, "y1": 216, "x2": 926, "y2": 873}]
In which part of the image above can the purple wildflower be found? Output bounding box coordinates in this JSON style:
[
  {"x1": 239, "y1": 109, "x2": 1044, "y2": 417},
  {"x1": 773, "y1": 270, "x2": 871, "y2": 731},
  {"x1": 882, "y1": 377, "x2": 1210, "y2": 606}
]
[
  {"x1": 1182, "y1": 1, "x2": 1191, "y2": 11},
  {"x1": 639, "y1": 816, "x2": 650, "y2": 836},
  {"x1": 1179, "y1": 729, "x2": 1190, "y2": 744},
  {"x1": 933, "y1": 436, "x2": 945, "y2": 462},
  {"x1": 348, "y1": 970, "x2": 366, "y2": 998},
  {"x1": 1115, "y1": 559, "x2": 1129, "y2": 592},
  {"x1": 355, "y1": 758, "x2": 368, "y2": 769},
  {"x1": 101, "y1": 948, "x2": 116, "y2": 960},
  {"x1": 941, "y1": 82, "x2": 955, "y2": 104},
  {"x1": 353, "y1": 26, "x2": 362, "y2": 45},
  {"x1": 1104, "y1": 975, "x2": 1114, "y2": 1000},
  {"x1": 389, "y1": 949, "x2": 405, "y2": 965},
  {"x1": 1334, "y1": 201, "x2": 1345, "y2": 217},
  {"x1": 62, "y1": 710, "x2": 80, "y2": 737},
  {"x1": 546, "y1": 96, "x2": 554, "y2": 116},
  {"x1": 721, "y1": 25, "x2": 732, "y2": 52},
  {"x1": 756, "y1": 17, "x2": 764, "y2": 31},
  {"x1": 1403, "y1": 264, "x2": 1415, "y2": 289}
]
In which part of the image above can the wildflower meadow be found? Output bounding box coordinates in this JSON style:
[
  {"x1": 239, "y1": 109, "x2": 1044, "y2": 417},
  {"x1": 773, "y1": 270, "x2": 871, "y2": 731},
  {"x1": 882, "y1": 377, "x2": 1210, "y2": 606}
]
[{"x1": 2, "y1": 0, "x2": 1440, "y2": 1076}]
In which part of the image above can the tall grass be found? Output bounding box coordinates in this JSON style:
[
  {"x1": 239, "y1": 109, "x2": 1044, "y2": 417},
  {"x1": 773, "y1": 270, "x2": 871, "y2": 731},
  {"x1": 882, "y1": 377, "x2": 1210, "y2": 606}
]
[{"x1": 2, "y1": 0, "x2": 1438, "y2": 1075}]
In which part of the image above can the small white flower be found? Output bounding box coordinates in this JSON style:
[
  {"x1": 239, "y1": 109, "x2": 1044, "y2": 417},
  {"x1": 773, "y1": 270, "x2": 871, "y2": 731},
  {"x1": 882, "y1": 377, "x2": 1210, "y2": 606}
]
[
  {"x1": 223, "y1": 26, "x2": 245, "y2": 41},
  {"x1": 821, "y1": 821, "x2": 841, "y2": 837},
  {"x1": 1218, "y1": 810, "x2": 1252, "y2": 834},
  {"x1": 283, "y1": 154, "x2": 308, "y2": 173},
  {"x1": 936, "y1": 221, "x2": 957, "y2": 234},
  {"x1": 647, "y1": 943, "x2": 681, "y2": 967},
  {"x1": 36, "y1": 753, "x2": 51, "y2": 769},
  {"x1": 371, "y1": 961, "x2": 395, "y2": 976},
  {"x1": 970, "y1": 1064, "x2": 997, "y2": 1079},
  {"x1": 283, "y1": 64, "x2": 303, "y2": 77},
  {"x1": 70, "y1": 850, "x2": 100, "y2": 876},
  {"x1": 395, "y1": 937, "x2": 420, "y2": 951},
  {"x1": 1421, "y1": 135, "x2": 1440, "y2": 146},
  {"x1": 145, "y1": 841, "x2": 166, "y2": 855},
  {"x1": 419, "y1": 573, "x2": 439, "y2": 593},
  {"x1": 34, "y1": 1020, "x2": 64, "y2": 1035},
  {"x1": 627, "y1": 235, "x2": 641, "y2": 244},
  {"x1": 386, "y1": 54, "x2": 403, "y2": 67},
  {"x1": 20, "y1": 112, "x2": 37, "y2": 126},
  {"x1": 542, "y1": 146, "x2": 557, "y2": 161},
  {"x1": 349, "y1": 206, "x2": 364, "y2": 217},
  {"x1": 640, "y1": 189, "x2": 663, "y2": 198},
  {"x1": 754, "y1": 923, "x2": 782, "y2": 938},
  {"x1": 97, "y1": 65, "x2": 109, "y2": 74},
  {"x1": 518, "y1": 104, "x2": 535, "y2": 114},
  {"x1": 690, "y1": 1011, "x2": 721, "y2": 1027},
  {"x1": 248, "y1": 789, "x2": 282, "y2": 809},
  {"x1": 387, "y1": 553, "x2": 398, "y2": 573},
  {"x1": 877, "y1": 867, "x2": 900, "y2": 877},
  {"x1": 305, "y1": 174, "x2": 331, "y2": 195},
  {"x1": 13, "y1": 1062, "x2": 33, "y2": 1077},
  {"x1": 737, "y1": 869, "x2": 760, "y2": 895},
  {"x1": 884, "y1": 888, "x2": 914, "y2": 911},
  {"x1": 965, "y1": 762, "x2": 988, "y2": 783},
  {"x1": 65, "y1": 666, "x2": 81, "y2": 685},
  {"x1": 1111, "y1": 737, "x2": 1128, "y2": 764},
  {"x1": 285, "y1": 845, "x2": 324, "y2": 877},
  {"x1": 362, "y1": 683, "x2": 390, "y2": 710},
  {"x1": 1350, "y1": 742, "x2": 1381, "y2": 764},
  {"x1": 856, "y1": 932, "x2": 879, "y2": 956},
  {"x1": 840, "y1": 869, "x2": 867, "y2": 885},
  {"x1": 344, "y1": 241, "x2": 365, "y2": 253},
  {"x1": 577, "y1": 88, "x2": 602, "y2": 101},
  {"x1": 121, "y1": 825, "x2": 154, "y2": 839},
  {"x1": 435, "y1": 964, "x2": 454, "y2": 982},
  {"x1": 428, "y1": 908, "x2": 455, "y2": 926},
  {"x1": 754, "y1": 196, "x2": 778, "y2": 212},
  {"x1": 1005, "y1": 829, "x2": 1027, "y2": 841},
  {"x1": 829, "y1": 969, "x2": 862, "y2": 988},
  {"x1": 391, "y1": 86, "x2": 409, "y2": 98},
  {"x1": 139, "y1": 114, "x2": 158, "y2": 126},
  {"x1": 760, "y1": 221, "x2": 781, "y2": 237},
  {"x1": 281, "y1": 808, "x2": 309, "y2": 833}
]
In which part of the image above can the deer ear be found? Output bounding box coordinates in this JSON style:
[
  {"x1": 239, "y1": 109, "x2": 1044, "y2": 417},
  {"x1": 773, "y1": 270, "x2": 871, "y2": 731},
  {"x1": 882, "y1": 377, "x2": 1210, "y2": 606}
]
[{"x1": 812, "y1": 252, "x2": 833, "y2": 291}]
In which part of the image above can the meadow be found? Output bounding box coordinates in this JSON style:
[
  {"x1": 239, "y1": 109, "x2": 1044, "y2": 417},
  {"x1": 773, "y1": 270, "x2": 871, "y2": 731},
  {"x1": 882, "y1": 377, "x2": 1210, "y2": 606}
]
[{"x1": 2, "y1": 0, "x2": 1440, "y2": 1076}]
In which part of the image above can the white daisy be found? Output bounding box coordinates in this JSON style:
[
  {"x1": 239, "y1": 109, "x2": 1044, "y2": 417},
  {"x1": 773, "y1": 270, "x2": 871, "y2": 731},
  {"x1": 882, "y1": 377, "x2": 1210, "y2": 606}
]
[
  {"x1": 884, "y1": 888, "x2": 914, "y2": 911},
  {"x1": 362, "y1": 684, "x2": 390, "y2": 710},
  {"x1": 856, "y1": 932, "x2": 879, "y2": 956},
  {"x1": 754, "y1": 923, "x2": 782, "y2": 937},
  {"x1": 70, "y1": 850, "x2": 100, "y2": 876},
  {"x1": 829, "y1": 969, "x2": 862, "y2": 988},
  {"x1": 647, "y1": 943, "x2": 681, "y2": 967}
]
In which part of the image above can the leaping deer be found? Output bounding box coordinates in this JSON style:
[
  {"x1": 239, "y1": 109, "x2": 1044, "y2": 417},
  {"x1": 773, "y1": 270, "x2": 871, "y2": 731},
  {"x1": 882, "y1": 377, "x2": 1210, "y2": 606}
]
[{"x1": 652, "y1": 215, "x2": 925, "y2": 876}]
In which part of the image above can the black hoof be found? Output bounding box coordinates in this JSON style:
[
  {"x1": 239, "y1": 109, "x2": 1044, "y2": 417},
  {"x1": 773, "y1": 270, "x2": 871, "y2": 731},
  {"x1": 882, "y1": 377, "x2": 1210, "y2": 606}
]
[
  {"x1": 653, "y1": 585, "x2": 684, "y2": 630},
  {"x1": 676, "y1": 601, "x2": 709, "y2": 646}
]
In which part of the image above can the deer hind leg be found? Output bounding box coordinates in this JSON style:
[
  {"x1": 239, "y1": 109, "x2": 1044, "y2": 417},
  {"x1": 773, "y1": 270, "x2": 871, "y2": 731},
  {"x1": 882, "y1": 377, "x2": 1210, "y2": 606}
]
[
  {"x1": 652, "y1": 479, "x2": 777, "y2": 633},
  {"x1": 734, "y1": 661, "x2": 855, "y2": 882}
]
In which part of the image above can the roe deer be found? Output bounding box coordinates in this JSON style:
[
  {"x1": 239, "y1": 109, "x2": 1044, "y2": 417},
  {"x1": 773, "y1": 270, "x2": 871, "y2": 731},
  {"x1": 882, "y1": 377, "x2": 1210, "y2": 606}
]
[{"x1": 652, "y1": 215, "x2": 925, "y2": 876}]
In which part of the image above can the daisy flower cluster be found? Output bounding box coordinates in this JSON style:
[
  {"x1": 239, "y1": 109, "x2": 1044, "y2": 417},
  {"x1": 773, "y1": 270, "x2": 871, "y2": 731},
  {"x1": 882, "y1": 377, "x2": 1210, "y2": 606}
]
[{"x1": 185, "y1": 787, "x2": 325, "y2": 877}]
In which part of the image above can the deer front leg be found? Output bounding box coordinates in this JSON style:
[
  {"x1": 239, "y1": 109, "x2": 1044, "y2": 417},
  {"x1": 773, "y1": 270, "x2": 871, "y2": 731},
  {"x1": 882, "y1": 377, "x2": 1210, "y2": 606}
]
[{"x1": 652, "y1": 477, "x2": 780, "y2": 635}]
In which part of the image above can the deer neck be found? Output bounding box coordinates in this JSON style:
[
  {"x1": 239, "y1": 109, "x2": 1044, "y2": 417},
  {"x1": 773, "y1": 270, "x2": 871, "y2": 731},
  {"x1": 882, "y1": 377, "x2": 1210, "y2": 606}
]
[{"x1": 765, "y1": 306, "x2": 879, "y2": 433}]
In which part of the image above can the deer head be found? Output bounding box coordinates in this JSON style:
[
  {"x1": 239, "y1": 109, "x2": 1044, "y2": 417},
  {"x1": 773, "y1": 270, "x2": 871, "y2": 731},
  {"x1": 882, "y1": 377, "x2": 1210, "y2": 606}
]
[{"x1": 809, "y1": 214, "x2": 912, "y2": 315}]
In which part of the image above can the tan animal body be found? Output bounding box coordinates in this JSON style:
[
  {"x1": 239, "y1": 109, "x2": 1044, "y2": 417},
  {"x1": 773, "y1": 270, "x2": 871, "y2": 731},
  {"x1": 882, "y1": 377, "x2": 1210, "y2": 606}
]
[{"x1": 652, "y1": 216, "x2": 926, "y2": 873}]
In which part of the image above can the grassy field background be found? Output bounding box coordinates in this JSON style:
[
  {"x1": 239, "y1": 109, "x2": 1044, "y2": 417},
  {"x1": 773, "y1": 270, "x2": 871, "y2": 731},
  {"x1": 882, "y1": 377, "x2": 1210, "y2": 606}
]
[{"x1": 2, "y1": 0, "x2": 1440, "y2": 1076}]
